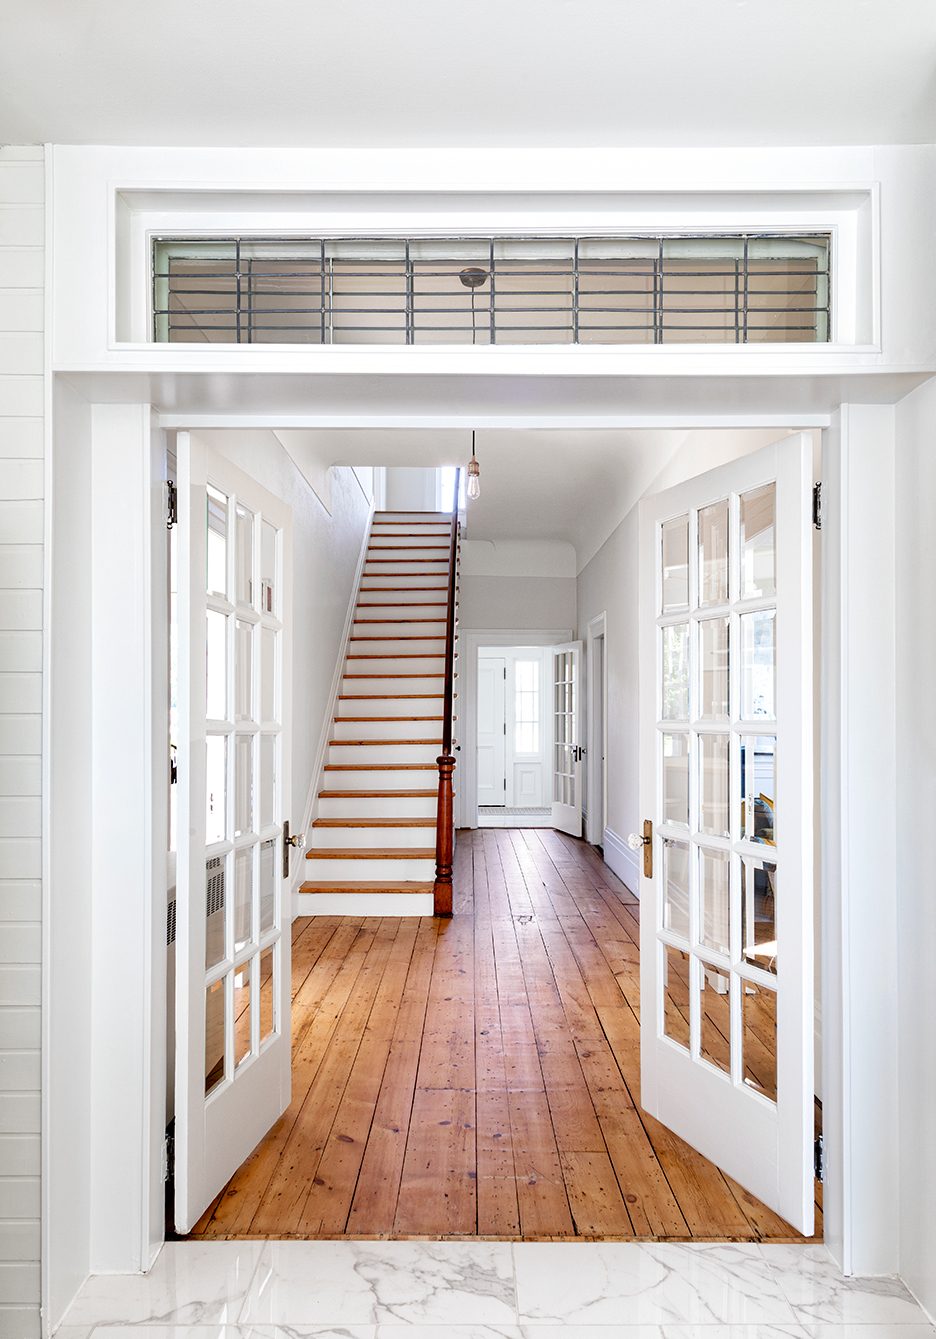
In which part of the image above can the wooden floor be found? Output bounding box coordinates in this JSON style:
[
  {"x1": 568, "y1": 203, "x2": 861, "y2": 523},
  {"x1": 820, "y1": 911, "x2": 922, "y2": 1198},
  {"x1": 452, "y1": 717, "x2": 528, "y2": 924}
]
[{"x1": 190, "y1": 828, "x2": 821, "y2": 1241}]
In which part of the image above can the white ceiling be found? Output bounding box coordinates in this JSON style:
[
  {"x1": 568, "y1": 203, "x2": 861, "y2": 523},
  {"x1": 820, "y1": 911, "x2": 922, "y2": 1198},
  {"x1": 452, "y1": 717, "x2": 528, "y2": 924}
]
[{"x1": 3, "y1": 0, "x2": 936, "y2": 147}]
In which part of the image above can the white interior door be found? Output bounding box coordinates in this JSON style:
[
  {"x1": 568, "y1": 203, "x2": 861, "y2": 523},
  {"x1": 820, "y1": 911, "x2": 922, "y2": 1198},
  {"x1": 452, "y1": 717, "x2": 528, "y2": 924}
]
[
  {"x1": 477, "y1": 656, "x2": 506, "y2": 806},
  {"x1": 175, "y1": 433, "x2": 293, "y2": 1233},
  {"x1": 636, "y1": 432, "x2": 814, "y2": 1233},
  {"x1": 551, "y1": 641, "x2": 584, "y2": 836}
]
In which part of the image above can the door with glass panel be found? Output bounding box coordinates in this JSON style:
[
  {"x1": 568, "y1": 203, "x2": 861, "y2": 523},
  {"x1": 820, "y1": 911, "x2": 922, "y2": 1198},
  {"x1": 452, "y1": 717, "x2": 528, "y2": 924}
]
[
  {"x1": 635, "y1": 433, "x2": 814, "y2": 1233},
  {"x1": 551, "y1": 642, "x2": 583, "y2": 837},
  {"x1": 174, "y1": 432, "x2": 293, "y2": 1233}
]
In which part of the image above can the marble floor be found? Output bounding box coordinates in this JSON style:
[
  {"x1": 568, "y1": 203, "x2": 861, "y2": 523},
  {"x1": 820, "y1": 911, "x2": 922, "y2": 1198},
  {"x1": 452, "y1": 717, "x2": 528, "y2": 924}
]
[{"x1": 55, "y1": 1240, "x2": 934, "y2": 1337}]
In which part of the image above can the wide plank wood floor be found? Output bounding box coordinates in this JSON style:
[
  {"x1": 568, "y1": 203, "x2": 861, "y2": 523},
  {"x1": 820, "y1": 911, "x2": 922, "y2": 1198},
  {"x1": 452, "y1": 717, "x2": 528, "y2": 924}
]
[{"x1": 189, "y1": 827, "x2": 821, "y2": 1241}]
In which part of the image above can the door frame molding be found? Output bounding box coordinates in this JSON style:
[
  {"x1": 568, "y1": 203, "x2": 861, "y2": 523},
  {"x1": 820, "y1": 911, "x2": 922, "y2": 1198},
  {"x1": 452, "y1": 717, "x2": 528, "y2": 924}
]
[
  {"x1": 585, "y1": 611, "x2": 608, "y2": 847},
  {"x1": 458, "y1": 628, "x2": 573, "y2": 830}
]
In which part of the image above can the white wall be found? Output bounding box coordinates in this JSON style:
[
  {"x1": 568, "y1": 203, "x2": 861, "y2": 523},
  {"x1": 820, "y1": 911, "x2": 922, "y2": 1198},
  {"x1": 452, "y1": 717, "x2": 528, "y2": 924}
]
[
  {"x1": 460, "y1": 539, "x2": 576, "y2": 632},
  {"x1": 383, "y1": 467, "x2": 438, "y2": 512},
  {"x1": 0, "y1": 147, "x2": 44, "y2": 1339},
  {"x1": 895, "y1": 379, "x2": 936, "y2": 1320}
]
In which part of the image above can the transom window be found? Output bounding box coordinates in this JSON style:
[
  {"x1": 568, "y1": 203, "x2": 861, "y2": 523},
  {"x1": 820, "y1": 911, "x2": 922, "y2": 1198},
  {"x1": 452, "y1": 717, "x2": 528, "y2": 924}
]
[{"x1": 152, "y1": 233, "x2": 831, "y2": 346}]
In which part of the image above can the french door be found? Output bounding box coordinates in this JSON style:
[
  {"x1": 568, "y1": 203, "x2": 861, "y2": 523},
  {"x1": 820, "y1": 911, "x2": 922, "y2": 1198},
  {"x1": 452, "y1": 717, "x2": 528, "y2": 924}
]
[
  {"x1": 174, "y1": 433, "x2": 293, "y2": 1233},
  {"x1": 636, "y1": 433, "x2": 814, "y2": 1233},
  {"x1": 551, "y1": 641, "x2": 583, "y2": 836}
]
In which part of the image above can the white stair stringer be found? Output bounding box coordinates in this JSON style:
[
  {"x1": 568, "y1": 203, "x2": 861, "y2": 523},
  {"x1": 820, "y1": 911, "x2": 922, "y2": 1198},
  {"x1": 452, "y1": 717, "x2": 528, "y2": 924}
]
[{"x1": 296, "y1": 507, "x2": 460, "y2": 918}]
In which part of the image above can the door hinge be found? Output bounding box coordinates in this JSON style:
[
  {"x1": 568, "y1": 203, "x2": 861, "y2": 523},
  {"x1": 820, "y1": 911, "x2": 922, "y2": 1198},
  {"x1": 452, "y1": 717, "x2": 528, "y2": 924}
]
[
  {"x1": 814, "y1": 1133, "x2": 824, "y2": 1182},
  {"x1": 162, "y1": 1129, "x2": 174, "y2": 1184},
  {"x1": 812, "y1": 481, "x2": 822, "y2": 530},
  {"x1": 166, "y1": 479, "x2": 178, "y2": 529}
]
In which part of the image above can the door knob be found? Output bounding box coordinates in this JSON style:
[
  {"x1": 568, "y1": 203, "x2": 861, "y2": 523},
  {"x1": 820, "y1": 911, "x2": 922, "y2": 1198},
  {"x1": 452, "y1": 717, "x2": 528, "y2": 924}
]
[{"x1": 626, "y1": 820, "x2": 653, "y2": 878}]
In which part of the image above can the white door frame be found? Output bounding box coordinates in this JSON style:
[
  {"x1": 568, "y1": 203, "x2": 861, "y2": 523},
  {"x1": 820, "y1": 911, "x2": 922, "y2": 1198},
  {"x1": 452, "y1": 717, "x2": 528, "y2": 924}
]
[
  {"x1": 458, "y1": 628, "x2": 573, "y2": 830},
  {"x1": 43, "y1": 400, "x2": 902, "y2": 1335},
  {"x1": 586, "y1": 611, "x2": 608, "y2": 847}
]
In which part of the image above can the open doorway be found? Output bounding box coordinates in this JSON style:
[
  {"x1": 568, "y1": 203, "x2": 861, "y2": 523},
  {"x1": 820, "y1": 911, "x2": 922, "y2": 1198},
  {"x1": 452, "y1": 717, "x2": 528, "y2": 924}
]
[{"x1": 477, "y1": 645, "x2": 552, "y2": 827}]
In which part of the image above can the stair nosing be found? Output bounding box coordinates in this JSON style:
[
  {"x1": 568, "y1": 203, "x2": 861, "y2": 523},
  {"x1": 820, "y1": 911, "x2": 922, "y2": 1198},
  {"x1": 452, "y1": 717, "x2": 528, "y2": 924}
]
[{"x1": 306, "y1": 847, "x2": 436, "y2": 859}]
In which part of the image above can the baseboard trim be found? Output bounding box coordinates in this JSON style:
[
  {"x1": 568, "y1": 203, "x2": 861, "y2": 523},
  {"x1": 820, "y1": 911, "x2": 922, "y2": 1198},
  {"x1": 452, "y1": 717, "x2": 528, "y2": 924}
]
[
  {"x1": 603, "y1": 826, "x2": 640, "y2": 896},
  {"x1": 295, "y1": 892, "x2": 435, "y2": 917}
]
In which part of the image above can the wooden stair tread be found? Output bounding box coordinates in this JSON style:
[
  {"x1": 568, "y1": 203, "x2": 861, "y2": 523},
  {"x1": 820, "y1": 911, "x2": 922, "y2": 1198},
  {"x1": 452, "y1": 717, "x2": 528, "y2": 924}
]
[
  {"x1": 346, "y1": 654, "x2": 445, "y2": 660},
  {"x1": 353, "y1": 617, "x2": 446, "y2": 623},
  {"x1": 299, "y1": 881, "x2": 435, "y2": 894},
  {"x1": 338, "y1": 693, "x2": 444, "y2": 699},
  {"x1": 368, "y1": 544, "x2": 449, "y2": 551},
  {"x1": 324, "y1": 762, "x2": 437, "y2": 770},
  {"x1": 358, "y1": 586, "x2": 449, "y2": 592},
  {"x1": 319, "y1": 788, "x2": 438, "y2": 797},
  {"x1": 349, "y1": 634, "x2": 446, "y2": 641},
  {"x1": 335, "y1": 715, "x2": 444, "y2": 722},
  {"x1": 342, "y1": 673, "x2": 445, "y2": 679},
  {"x1": 330, "y1": 737, "x2": 442, "y2": 746},
  {"x1": 313, "y1": 818, "x2": 435, "y2": 828},
  {"x1": 356, "y1": 601, "x2": 447, "y2": 608},
  {"x1": 306, "y1": 847, "x2": 436, "y2": 859}
]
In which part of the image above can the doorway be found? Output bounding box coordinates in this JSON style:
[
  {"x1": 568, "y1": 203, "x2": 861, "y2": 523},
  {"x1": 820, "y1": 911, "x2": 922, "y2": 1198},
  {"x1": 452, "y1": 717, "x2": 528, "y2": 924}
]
[{"x1": 477, "y1": 645, "x2": 552, "y2": 827}]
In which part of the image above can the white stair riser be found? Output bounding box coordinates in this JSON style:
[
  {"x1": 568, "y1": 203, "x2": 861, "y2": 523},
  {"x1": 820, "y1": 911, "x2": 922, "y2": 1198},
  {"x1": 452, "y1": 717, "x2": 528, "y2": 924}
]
[
  {"x1": 324, "y1": 767, "x2": 438, "y2": 790},
  {"x1": 352, "y1": 621, "x2": 446, "y2": 638},
  {"x1": 359, "y1": 577, "x2": 451, "y2": 592},
  {"x1": 355, "y1": 603, "x2": 449, "y2": 620},
  {"x1": 317, "y1": 795, "x2": 437, "y2": 818},
  {"x1": 333, "y1": 717, "x2": 443, "y2": 741},
  {"x1": 367, "y1": 548, "x2": 450, "y2": 562},
  {"x1": 296, "y1": 892, "x2": 435, "y2": 917},
  {"x1": 305, "y1": 856, "x2": 436, "y2": 880},
  {"x1": 342, "y1": 676, "x2": 444, "y2": 695},
  {"x1": 364, "y1": 564, "x2": 450, "y2": 578},
  {"x1": 337, "y1": 697, "x2": 443, "y2": 718},
  {"x1": 311, "y1": 826, "x2": 434, "y2": 849},
  {"x1": 374, "y1": 512, "x2": 449, "y2": 522},
  {"x1": 345, "y1": 658, "x2": 446, "y2": 676},
  {"x1": 369, "y1": 536, "x2": 450, "y2": 549},
  {"x1": 350, "y1": 638, "x2": 445, "y2": 657},
  {"x1": 329, "y1": 742, "x2": 440, "y2": 765}
]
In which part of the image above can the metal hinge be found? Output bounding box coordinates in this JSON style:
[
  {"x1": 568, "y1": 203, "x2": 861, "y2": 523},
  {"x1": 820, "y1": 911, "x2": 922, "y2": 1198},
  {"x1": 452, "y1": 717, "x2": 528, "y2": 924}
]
[
  {"x1": 166, "y1": 479, "x2": 178, "y2": 529},
  {"x1": 814, "y1": 1134, "x2": 824, "y2": 1182},
  {"x1": 163, "y1": 1129, "x2": 174, "y2": 1184},
  {"x1": 812, "y1": 482, "x2": 822, "y2": 531}
]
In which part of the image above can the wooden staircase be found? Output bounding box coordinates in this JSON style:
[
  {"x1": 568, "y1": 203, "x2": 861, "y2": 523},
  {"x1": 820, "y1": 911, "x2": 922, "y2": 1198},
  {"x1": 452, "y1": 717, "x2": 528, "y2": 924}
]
[{"x1": 300, "y1": 507, "x2": 460, "y2": 914}]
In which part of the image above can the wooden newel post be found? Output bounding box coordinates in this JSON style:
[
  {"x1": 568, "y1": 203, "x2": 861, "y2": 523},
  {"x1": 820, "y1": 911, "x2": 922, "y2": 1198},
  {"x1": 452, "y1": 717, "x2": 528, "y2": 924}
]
[{"x1": 434, "y1": 751, "x2": 456, "y2": 917}]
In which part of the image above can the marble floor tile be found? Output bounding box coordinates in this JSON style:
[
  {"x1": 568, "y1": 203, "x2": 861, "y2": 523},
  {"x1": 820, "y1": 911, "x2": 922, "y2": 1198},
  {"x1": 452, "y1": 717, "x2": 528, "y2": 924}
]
[
  {"x1": 761, "y1": 1244, "x2": 929, "y2": 1326},
  {"x1": 803, "y1": 1326, "x2": 936, "y2": 1338},
  {"x1": 514, "y1": 1242, "x2": 797, "y2": 1327},
  {"x1": 376, "y1": 1328, "x2": 520, "y2": 1338},
  {"x1": 240, "y1": 1241, "x2": 517, "y2": 1327},
  {"x1": 517, "y1": 1326, "x2": 809, "y2": 1339},
  {"x1": 61, "y1": 1242, "x2": 266, "y2": 1327}
]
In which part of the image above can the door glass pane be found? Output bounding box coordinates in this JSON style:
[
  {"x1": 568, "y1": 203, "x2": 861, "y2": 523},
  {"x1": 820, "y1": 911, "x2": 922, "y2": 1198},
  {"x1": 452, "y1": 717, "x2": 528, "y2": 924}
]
[
  {"x1": 662, "y1": 945, "x2": 690, "y2": 1050},
  {"x1": 742, "y1": 857, "x2": 778, "y2": 974},
  {"x1": 700, "y1": 848, "x2": 731, "y2": 956},
  {"x1": 261, "y1": 520, "x2": 277, "y2": 615},
  {"x1": 207, "y1": 486, "x2": 227, "y2": 598},
  {"x1": 662, "y1": 733, "x2": 689, "y2": 826},
  {"x1": 235, "y1": 504, "x2": 254, "y2": 607},
  {"x1": 261, "y1": 628, "x2": 277, "y2": 723},
  {"x1": 741, "y1": 736, "x2": 776, "y2": 844},
  {"x1": 206, "y1": 610, "x2": 227, "y2": 720},
  {"x1": 204, "y1": 978, "x2": 226, "y2": 1097},
  {"x1": 235, "y1": 621, "x2": 253, "y2": 723},
  {"x1": 234, "y1": 735, "x2": 253, "y2": 837},
  {"x1": 700, "y1": 617, "x2": 729, "y2": 720},
  {"x1": 662, "y1": 838, "x2": 689, "y2": 939},
  {"x1": 260, "y1": 838, "x2": 276, "y2": 934},
  {"x1": 699, "y1": 964, "x2": 731, "y2": 1075},
  {"x1": 661, "y1": 516, "x2": 689, "y2": 612},
  {"x1": 205, "y1": 855, "x2": 226, "y2": 970},
  {"x1": 741, "y1": 609, "x2": 776, "y2": 719},
  {"x1": 259, "y1": 735, "x2": 275, "y2": 829},
  {"x1": 259, "y1": 946, "x2": 275, "y2": 1042},
  {"x1": 699, "y1": 734, "x2": 730, "y2": 837},
  {"x1": 740, "y1": 482, "x2": 776, "y2": 600},
  {"x1": 699, "y1": 499, "x2": 729, "y2": 607},
  {"x1": 742, "y1": 981, "x2": 778, "y2": 1102},
  {"x1": 234, "y1": 847, "x2": 253, "y2": 952},
  {"x1": 233, "y1": 958, "x2": 252, "y2": 1068},
  {"x1": 205, "y1": 735, "x2": 227, "y2": 844},
  {"x1": 662, "y1": 623, "x2": 689, "y2": 720}
]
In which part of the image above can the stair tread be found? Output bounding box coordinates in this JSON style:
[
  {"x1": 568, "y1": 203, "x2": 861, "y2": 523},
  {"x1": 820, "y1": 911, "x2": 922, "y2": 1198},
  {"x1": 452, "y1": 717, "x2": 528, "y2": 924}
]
[
  {"x1": 356, "y1": 601, "x2": 447, "y2": 608},
  {"x1": 324, "y1": 762, "x2": 438, "y2": 770},
  {"x1": 300, "y1": 881, "x2": 436, "y2": 894},
  {"x1": 342, "y1": 673, "x2": 445, "y2": 679},
  {"x1": 335, "y1": 715, "x2": 444, "y2": 722},
  {"x1": 358, "y1": 586, "x2": 449, "y2": 592},
  {"x1": 354, "y1": 617, "x2": 447, "y2": 623},
  {"x1": 349, "y1": 634, "x2": 446, "y2": 641},
  {"x1": 331, "y1": 737, "x2": 443, "y2": 746},
  {"x1": 306, "y1": 847, "x2": 436, "y2": 859},
  {"x1": 346, "y1": 654, "x2": 445, "y2": 660},
  {"x1": 368, "y1": 544, "x2": 449, "y2": 550},
  {"x1": 313, "y1": 818, "x2": 435, "y2": 828},
  {"x1": 320, "y1": 788, "x2": 438, "y2": 797},
  {"x1": 338, "y1": 694, "x2": 444, "y2": 699}
]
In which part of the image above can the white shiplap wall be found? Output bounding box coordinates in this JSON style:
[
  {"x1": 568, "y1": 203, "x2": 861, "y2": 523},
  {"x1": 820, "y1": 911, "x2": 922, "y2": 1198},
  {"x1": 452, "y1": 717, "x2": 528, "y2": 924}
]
[{"x1": 0, "y1": 146, "x2": 44, "y2": 1339}]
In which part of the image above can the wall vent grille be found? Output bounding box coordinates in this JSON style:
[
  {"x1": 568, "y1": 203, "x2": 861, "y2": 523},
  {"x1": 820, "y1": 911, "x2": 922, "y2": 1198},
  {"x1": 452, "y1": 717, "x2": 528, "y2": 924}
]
[{"x1": 152, "y1": 233, "x2": 831, "y2": 346}]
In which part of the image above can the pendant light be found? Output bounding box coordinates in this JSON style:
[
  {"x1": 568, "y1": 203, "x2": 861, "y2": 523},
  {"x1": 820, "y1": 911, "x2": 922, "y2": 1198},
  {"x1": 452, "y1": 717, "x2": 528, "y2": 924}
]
[{"x1": 467, "y1": 429, "x2": 481, "y2": 500}]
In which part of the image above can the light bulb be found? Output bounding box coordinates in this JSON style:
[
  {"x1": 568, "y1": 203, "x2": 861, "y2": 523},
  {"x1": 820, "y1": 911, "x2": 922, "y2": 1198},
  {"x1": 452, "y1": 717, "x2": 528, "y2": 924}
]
[{"x1": 467, "y1": 457, "x2": 480, "y2": 500}]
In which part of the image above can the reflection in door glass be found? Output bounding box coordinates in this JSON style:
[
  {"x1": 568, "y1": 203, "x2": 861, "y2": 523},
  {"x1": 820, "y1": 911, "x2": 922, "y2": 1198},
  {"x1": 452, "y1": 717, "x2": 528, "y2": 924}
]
[
  {"x1": 235, "y1": 621, "x2": 253, "y2": 722},
  {"x1": 699, "y1": 963, "x2": 731, "y2": 1075},
  {"x1": 205, "y1": 735, "x2": 227, "y2": 844},
  {"x1": 662, "y1": 733, "x2": 689, "y2": 826},
  {"x1": 741, "y1": 609, "x2": 776, "y2": 719},
  {"x1": 260, "y1": 838, "x2": 276, "y2": 934},
  {"x1": 207, "y1": 486, "x2": 228, "y2": 598},
  {"x1": 661, "y1": 516, "x2": 689, "y2": 612},
  {"x1": 740, "y1": 482, "x2": 777, "y2": 599},
  {"x1": 662, "y1": 838, "x2": 690, "y2": 940},
  {"x1": 699, "y1": 733, "x2": 730, "y2": 837},
  {"x1": 235, "y1": 504, "x2": 254, "y2": 607},
  {"x1": 234, "y1": 735, "x2": 254, "y2": 837},
  {"x1": 742, "y1": 980, "x2": 778, "y2": 1102},
  {"x1": 741, "y1": 736, "x2": 776, "y2": 844},
  {"x1": 234, "y1": 847, "x2": 253, "y2": 953},
  {"x1": 700, "y1": 847, "x2": 730, "y2": 956},
  {"x1": 699, "y1": 617, "x2": 729, "y2": 720},
  {"x1": 259, "y1": 946, "x2": 275, "y2": 1042},
  {"x1": 259, "y1": 735, "x2": 275, "y2": 830},
  {"x1": 206, "y1": 610, "x2": 227, "y2": 720},
  {"x1": 662, "y1": 945, "x2": 691, "y2": 1050},
  {"x1": 233, "y1": 960, "x2": 252, "y2": 1068},
  {"x1": 261, "y1": 520, "x2": 277, "y2": 615},
  {"x1": 204, "y1": 979, "x2": 226, "y2": 1097},
  {"x1": 261, "y1": 628, "x2": 277, "y2": 723},
  {"x1": 662, "y1": 624, "x2": 689, "y2": 720},
  {"x1": 742, "y1": 857, "x2": 777, "y2": 974},
  {"x1": 698, "y1": 499, "x2": 729, "y2": 607},
  {"x1": 204, "y1": 855, "x2": 226, "y2": 970}
]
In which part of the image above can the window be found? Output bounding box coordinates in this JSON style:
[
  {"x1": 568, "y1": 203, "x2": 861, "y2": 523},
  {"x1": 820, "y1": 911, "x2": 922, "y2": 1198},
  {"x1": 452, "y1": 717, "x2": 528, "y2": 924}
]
[
  {"x1": 152, "y1": 233, "x2": 831, "y2": 346},
  {"x1": 515, "y1": 659, "x2": 540, "y2": 754}
]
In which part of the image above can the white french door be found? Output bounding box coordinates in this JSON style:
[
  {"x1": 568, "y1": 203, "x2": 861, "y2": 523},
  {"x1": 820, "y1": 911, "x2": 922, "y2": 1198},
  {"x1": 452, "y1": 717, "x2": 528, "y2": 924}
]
[
  {"x1": 551, "y1": 641, "x2": 584, "y2": 837},
  {"x1": 477, "y1": 656, "x2": 507, "y2": 806},
  {"x1": 175, "y1": 433, "x2": 293, "y2": 1233},
  {"x1": 636, "y1": 432, "x2": 814, "y2": 1234}
]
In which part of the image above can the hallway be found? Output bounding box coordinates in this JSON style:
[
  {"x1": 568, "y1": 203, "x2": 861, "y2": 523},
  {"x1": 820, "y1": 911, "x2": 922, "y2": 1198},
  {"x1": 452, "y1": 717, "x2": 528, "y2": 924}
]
[{"x1": 191, "y1": 829, "x2": 820, "y2": 1242}]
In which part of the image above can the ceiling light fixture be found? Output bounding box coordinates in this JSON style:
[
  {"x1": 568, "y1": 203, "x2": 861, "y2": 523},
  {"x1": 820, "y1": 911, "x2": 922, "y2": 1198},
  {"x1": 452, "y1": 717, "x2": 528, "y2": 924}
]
[
  {"x1": 467, "y1": 429, "x2": 481, "y2": 501},
  {"x1": 459, "y1": 266, "x2": 489, "y2": 346}
]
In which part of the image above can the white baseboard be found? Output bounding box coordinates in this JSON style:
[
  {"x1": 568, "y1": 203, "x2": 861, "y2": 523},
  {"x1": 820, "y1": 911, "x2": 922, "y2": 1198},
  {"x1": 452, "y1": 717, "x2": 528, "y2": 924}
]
[
  {"x1": 603, "y1": 826, "x2": 640, "y2": 896},
  {"x1": 295, "y1": 892, "x2": 435, "y2": 917}
]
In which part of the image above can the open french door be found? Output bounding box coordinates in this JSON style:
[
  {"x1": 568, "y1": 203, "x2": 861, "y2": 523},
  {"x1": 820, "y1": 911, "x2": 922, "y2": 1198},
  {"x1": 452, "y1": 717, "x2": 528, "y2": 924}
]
[
  {"x1": 174, "y1": 433, "x2": 293, "y2": 1233},
  {"x1": 635, "y1": 433, "x2": 815, "y2": 1234},
  {"x1": 551, "y1": 641, "x2": 584, "y2": 836}
]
